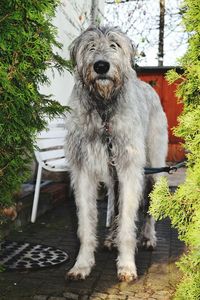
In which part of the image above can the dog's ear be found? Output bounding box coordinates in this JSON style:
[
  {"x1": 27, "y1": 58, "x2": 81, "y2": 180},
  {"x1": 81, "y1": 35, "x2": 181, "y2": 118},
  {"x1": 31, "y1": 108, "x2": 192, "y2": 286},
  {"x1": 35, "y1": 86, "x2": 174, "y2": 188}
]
[
  {"x1": 116, "y1": 29, "x2": 137, "y2": 67},
  {"x1": 69, "y1": 27, "x2": 94, "y2": 67},
  {"x1": 121, "y1": 32, "x2": 136, "y2": 67},
  {"x1": 130, "y1": 41, "x2": 137, "y2": 69},
  {"x1": 69, "y1": 37, "x2": 80, "y2": 67},
  {"x1": 69, "y1": 27, "x2": 98, "y2": 67}
]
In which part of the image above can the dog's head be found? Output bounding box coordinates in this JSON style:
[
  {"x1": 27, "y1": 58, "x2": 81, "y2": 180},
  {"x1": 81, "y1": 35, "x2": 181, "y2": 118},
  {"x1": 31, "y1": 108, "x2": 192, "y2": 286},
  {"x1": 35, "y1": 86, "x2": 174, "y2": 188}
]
[{"x1": 70, "y1": 26, "x2": 135, "y2": 101}]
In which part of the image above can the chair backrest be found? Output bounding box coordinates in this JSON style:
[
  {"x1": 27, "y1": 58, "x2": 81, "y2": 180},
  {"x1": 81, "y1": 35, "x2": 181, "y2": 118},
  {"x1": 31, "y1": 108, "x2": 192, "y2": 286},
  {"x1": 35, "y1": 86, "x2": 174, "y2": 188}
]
[{"x1": 35, "y1": 117, "x2": 69, "y2": 172}]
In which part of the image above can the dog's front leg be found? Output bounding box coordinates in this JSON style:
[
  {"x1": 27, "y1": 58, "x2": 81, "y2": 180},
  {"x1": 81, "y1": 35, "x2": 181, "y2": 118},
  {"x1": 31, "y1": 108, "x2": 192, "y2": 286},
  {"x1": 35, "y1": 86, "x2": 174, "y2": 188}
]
[
  {"x1": 117, "y1": 168, "x2": 143, "y2": 282},
  {"x1": 66, "y1": 171, "x2": 98, "y2": 280}
]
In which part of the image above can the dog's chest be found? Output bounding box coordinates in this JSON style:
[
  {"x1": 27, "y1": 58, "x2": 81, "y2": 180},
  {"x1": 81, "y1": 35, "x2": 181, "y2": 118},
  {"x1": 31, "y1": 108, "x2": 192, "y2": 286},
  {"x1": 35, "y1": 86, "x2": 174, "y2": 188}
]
[
  {"x1": 80, "y1": 115, "x2": 136, "y2": 166},
  {"x1": 66, "y1": 107, "x2": 144, "y2": 178}
]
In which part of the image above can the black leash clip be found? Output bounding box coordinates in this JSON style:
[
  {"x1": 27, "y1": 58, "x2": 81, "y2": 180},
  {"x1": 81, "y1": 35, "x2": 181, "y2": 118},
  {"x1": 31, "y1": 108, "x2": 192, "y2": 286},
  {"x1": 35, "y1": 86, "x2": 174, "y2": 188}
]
[{"x1": 168, "y1": 166, "x2": 178, "y2": 174}]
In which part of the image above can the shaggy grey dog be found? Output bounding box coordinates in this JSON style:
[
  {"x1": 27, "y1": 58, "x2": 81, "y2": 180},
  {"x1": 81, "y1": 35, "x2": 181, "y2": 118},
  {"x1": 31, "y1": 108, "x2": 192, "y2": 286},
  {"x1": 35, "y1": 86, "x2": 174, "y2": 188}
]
[{"x1": 64, "y1": 26, "x2": 168, "y2": 282}]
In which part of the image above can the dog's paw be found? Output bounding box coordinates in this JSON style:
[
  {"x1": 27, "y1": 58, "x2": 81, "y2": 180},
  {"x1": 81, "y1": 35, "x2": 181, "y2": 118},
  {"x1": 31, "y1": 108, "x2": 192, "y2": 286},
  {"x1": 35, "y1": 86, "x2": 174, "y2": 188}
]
[
  {"x1": 104, "y1": 237, "x2": 116, "y2": 251},
  {"x1": 104, "y1": 239, "x2": 113, "y2": 251},
  {"x1": 117, "y1": 266, "x2": 137, "y2": 282},
  {"x1": 139, "y1": 236, "x2": 157, "y2": 250},
  {"x1": 65, "y1": 265, "x2": 92, "y2": 281}
]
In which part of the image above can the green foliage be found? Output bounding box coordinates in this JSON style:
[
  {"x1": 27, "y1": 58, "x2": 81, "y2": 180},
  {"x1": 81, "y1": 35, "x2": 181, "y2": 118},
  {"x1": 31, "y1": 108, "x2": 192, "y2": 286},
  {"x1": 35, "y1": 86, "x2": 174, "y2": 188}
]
[
  {"x1": 0, "y1": 264, "x2": 6, "y2": 272},
  {"x1": 0, "y1": 0, "x2": 71, "y2": 208},
  {"x1": 175, "y1": 253, "x2": 200, "y2": 300},
  {"x1": 150, "y1": 0, "x2": 200, "y2": 299}
]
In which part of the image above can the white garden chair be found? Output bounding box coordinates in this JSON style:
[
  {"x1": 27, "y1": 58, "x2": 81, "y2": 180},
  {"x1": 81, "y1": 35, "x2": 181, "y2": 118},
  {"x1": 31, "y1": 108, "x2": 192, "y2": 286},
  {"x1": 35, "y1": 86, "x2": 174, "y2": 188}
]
[
  {"x1": 31, "y1": 116, "x2": 113, "y2": 226},
  {"x1": 31, "y1": 117, "x2": 69, "y2": 223}
]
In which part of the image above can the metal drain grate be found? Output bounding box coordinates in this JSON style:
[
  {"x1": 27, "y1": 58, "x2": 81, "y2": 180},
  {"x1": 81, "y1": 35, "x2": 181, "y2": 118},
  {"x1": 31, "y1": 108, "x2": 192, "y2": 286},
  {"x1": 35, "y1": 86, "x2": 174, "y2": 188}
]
[{"x1": 0, "y1": 240, "x2": 69, "y2": 270}]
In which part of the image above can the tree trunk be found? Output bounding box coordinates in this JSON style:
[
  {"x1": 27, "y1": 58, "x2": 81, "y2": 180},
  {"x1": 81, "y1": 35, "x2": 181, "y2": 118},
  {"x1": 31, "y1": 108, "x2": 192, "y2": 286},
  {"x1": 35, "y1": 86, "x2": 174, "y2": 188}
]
[
  {"x1": 158, "y1": 0, "x2": 165, "y2": 66},
  {"x1": 90, "y1": 0, "x2": 99, "y2": 25}
]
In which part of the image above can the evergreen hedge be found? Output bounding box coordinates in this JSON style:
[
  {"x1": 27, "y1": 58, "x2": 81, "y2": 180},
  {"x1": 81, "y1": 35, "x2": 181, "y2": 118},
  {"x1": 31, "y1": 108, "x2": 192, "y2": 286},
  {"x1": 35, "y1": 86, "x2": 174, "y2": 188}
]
[
  {"x1": 0, "y1": 0, "x2": 71, "y2": 209},
  {"x1": 150, "y1": 0, "x2": 200, "y2": 299}
]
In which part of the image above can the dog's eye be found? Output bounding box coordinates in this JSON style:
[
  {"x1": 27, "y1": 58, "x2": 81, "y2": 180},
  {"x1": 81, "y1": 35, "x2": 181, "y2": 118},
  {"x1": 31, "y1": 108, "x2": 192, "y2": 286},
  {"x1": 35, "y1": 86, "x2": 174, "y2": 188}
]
[
  {"x1": 110, "y1": 42, "x2": 120, "y2": 50},
  {"x1": 89, "y1": 44, "x2": 96, "y2": 52},
  {"x1": 110, "y1": 43, "x2": 117, "y2": 50}
]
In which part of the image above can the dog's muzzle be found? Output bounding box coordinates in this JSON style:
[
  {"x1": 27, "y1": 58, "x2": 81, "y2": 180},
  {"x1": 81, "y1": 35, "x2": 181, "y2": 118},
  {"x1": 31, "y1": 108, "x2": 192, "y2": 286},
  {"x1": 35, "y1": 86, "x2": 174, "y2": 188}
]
[{"x1": 93, "y1": 60, "x2": 110, "y2": 74}]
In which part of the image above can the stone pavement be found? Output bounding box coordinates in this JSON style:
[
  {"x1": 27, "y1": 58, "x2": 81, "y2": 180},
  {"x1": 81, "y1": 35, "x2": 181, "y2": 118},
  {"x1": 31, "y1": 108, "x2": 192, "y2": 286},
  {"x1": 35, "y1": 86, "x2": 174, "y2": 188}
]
[{"x1": 0, "y1": 170, "x2": 185, "y2": 300}]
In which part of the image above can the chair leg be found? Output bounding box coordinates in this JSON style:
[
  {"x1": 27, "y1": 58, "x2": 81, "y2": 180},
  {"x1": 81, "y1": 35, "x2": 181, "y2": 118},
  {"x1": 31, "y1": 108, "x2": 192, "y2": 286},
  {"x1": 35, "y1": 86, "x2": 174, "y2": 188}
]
[
  {"x1": 31, "y1": 164, "x2": 42, "y2": 223},
  {"x1": 106, "y1": 184, "x2": 115, "y2": 227},
  {"x1": 106, "y1": 195, "x2": 112, "y2": 228}
]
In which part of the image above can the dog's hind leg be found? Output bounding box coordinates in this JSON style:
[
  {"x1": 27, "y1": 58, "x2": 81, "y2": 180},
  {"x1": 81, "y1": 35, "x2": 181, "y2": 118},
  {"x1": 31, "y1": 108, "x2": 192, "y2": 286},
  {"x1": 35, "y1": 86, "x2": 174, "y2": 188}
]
[
  {"x1": 104, "y1": 218, "x2": 117, "y2": 251},
  {"x1": 139, "y1": 176, "x2": 157, "y2": 250},
  {"x1": 66, "y1": 171, "x2": 98, "y2": 280},
  {"x1": 141, "y1": 108, "x2": 168, "y2": 250},
  {"x1": 140, "y1": 214, "x2": 157, "y2": 249}
]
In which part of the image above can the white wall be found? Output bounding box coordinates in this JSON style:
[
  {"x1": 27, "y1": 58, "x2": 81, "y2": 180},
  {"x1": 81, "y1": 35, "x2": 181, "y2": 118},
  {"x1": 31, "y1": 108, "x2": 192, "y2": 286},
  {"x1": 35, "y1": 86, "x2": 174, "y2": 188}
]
[{"x1": 40, "y1": 0, "x2": 104, "y2": 106}]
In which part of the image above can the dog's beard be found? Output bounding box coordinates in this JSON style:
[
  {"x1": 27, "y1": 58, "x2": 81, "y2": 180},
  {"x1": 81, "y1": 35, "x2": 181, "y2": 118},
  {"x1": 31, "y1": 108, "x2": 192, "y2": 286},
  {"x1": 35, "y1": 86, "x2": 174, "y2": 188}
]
[
  {"x1": 93, "y1": 78, "x2": 115, "y2": 100},
  {"x1": 83, "y1": 65, "x2": 123, "y2": 100},
  {"x1": 87, "y1": 78, "x2": 122, "y2": 115},
  {"x1": 90, "y1": 73, "x2": 123, "y2": 101}
]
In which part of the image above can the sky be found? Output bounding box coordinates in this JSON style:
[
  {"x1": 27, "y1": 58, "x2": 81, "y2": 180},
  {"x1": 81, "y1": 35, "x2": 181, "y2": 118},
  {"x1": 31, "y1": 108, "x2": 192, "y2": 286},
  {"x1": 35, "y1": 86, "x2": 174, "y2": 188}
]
[{"x1": 104, "y1": 0, "x2": 188, "y2": 66}]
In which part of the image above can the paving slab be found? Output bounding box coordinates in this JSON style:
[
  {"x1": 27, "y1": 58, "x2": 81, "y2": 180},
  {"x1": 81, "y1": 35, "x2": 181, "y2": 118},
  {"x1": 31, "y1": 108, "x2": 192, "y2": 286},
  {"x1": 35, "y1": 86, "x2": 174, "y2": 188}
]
[
  {"x1": 0, "y1": 169, "x2": 186, "y2": 300},
  {"x1": 0, "y1": 200, "x2": 184, "y2": 300}
]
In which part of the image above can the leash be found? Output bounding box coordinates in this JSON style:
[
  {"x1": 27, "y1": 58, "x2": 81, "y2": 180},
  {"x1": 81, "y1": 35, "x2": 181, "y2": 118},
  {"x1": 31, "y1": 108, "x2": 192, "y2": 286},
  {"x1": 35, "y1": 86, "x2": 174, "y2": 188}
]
[{"x1": 144, "y1": 160, "x2": 186, "y2": 175}]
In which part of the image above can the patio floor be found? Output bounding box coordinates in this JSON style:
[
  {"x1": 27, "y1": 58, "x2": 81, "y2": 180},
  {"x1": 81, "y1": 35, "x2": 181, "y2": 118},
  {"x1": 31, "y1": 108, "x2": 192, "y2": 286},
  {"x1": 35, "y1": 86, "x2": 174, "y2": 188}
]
[{"x1": 0, "y1": 169, "x2": 185, "y2": 300}]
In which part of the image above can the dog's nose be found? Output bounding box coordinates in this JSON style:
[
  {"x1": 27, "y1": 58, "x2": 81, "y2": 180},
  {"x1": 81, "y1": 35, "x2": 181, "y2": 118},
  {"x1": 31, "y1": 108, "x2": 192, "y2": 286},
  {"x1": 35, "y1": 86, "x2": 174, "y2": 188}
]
[{"x1": 93, "y1": 60, "x2": 110, "y2": 74}]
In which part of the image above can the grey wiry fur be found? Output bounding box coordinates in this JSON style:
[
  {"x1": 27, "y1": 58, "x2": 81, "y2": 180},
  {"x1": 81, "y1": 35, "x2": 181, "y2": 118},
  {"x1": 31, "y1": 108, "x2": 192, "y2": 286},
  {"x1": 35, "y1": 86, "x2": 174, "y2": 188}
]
[{"x1": 64, "y1": 26, "x2": 168, "y2": 282}]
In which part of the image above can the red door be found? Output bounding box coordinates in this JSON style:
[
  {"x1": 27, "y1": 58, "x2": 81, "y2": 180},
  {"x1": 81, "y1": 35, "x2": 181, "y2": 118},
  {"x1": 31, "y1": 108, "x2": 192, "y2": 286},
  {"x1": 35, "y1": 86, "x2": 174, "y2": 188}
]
[{"x1": 139, "y1": 70, "x2": 185, "y2": 162}]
